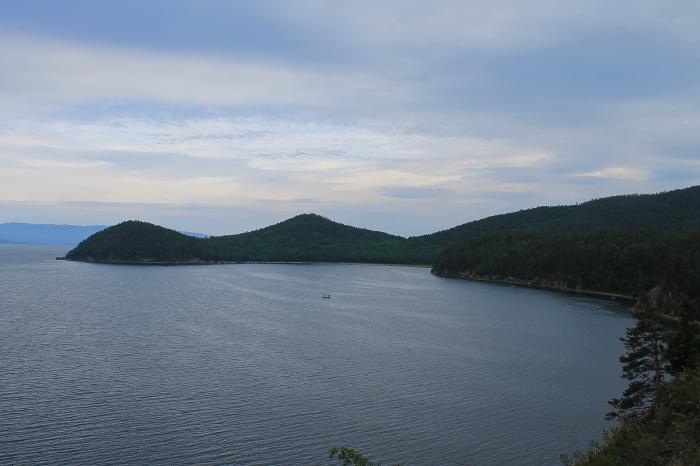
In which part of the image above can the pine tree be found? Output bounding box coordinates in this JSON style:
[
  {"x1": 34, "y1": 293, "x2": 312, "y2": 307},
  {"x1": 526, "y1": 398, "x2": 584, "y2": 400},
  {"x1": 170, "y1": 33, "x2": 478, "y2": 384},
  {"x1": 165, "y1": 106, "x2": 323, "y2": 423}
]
[
  {"x1": 329, "y1": 447, "x2": 373, "y2": 466},
  {"x1": 607, "y1": 312, "x2": 666, "y2": 419}
]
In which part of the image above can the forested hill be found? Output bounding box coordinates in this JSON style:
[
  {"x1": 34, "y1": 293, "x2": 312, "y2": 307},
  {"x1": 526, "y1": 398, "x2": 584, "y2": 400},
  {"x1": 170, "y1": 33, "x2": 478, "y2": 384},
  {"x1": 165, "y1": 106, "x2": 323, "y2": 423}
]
[
  {"x1": 432, "y1": 230, "x2": 700, "y2": 319},
  {"x1": 414, "y1": 185, "x2": 700, "y2": 246},
  {"x1": 65, "y1": 214, "x2": 428, "y2": 264},
  {"x1": 65, "y1": 185, "x2": 700, "y2": 267},
  {"x1": 206, "y1": 213, "x2": 429, "y2": 263},
  {"x1": 64, "y1": 221, "x2": 206, "y2": 263}
]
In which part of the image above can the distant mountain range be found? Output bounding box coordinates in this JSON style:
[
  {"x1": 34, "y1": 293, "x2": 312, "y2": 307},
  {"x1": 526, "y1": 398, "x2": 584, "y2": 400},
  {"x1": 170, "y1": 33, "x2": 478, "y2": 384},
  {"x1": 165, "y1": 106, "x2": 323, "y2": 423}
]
[
  {"x1": 0, "y1": 223, "x2": 207, "y2": 245},
  {"x1": 0, "y1": 223, "x2": 107, "y2": 245}
]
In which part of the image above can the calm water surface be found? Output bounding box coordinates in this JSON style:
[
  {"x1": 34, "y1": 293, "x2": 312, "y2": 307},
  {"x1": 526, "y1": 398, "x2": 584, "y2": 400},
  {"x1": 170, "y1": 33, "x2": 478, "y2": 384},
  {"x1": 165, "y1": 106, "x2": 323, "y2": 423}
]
[{"x1": 0, "y1": 245, "x2": 633, "y2": 465}]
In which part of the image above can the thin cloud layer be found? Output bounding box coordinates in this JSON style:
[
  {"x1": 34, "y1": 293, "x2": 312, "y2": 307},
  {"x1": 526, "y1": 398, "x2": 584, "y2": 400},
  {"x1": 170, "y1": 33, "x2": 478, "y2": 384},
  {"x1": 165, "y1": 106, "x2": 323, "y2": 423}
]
[{"x1": 0, "y1": 1, "x2": 699, "y2": 235}]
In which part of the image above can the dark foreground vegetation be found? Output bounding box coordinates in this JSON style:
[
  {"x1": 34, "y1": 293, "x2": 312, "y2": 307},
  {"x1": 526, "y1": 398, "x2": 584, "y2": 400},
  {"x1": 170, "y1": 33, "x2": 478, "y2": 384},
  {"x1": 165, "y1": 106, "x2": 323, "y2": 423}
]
[{"x1": 560, "y1": 310, "x2": 700, "y2": 466}]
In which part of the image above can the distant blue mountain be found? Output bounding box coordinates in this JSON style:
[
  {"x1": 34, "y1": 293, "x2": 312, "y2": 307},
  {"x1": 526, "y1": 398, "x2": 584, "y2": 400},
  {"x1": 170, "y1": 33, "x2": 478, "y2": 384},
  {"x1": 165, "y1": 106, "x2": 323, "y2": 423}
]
[
  {"x1": 0, "y1": 222, "x2": 208, "y2": 245},
  {"x1": 0, "y1": 223, "x2": 107, "y2": 245}
]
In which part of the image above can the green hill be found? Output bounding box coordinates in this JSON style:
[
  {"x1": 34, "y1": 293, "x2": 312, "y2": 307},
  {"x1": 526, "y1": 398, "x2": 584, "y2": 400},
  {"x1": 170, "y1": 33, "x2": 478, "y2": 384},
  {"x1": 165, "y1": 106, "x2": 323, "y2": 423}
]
[
  {"x1": 64, "y1": 220, "x2": 207, "y2": 263},
  {"x1": 426, "y1": 187, "x2": 700, "y2": 320},
  {"x1": 66, "y1": 186, "x2": 700, "y2": 267},
  {"x1": 65, "y1": 214, "x2": 423, "y2": 264},
  {"x1": 432, "y1": 229, "x2": 700, "y2": 319},
  {"x1": 415, "y1": 185, "x2": 700, "y2": 246},
  {"x1": 205, "y1": 213, "x2": 424, "y2": 263}
]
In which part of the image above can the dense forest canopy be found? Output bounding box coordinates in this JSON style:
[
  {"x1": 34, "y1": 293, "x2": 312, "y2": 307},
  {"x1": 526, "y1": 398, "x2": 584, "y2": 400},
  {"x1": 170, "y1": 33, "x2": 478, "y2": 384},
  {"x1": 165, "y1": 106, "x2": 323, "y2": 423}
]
[
  {"x1": 65, "y1": 214, "x2": 429, "y2": 264},
  {"x1": 418, "y1": 185, "x2": 700, "y2": 245},
  {"x1": 67, "y1": 185, "x2": 700, "y2": 264},
  {"x1": 432, "y1": 230, "x2": 700, "y2": 320}
]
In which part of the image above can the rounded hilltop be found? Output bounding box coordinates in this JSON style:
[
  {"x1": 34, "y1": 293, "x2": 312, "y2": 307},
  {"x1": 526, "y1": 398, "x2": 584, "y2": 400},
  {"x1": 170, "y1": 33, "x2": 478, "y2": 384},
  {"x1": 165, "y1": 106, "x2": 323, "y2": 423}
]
[
  {"x1": 64, "y1": 215, "x2": 427, "y2": 265},
  {"x1": 65, "y1": 220, "x2": 208, "y2": 264},
  {"x1": 64, "y1": 186, "x2": 700, "y2": 268}
]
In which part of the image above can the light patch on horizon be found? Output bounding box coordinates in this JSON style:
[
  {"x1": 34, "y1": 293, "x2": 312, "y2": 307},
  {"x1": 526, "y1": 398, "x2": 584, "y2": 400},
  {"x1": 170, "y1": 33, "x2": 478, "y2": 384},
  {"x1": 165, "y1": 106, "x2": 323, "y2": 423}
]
[{"x1": 573, "y1": 166, "x2": 650, "y2": 181}]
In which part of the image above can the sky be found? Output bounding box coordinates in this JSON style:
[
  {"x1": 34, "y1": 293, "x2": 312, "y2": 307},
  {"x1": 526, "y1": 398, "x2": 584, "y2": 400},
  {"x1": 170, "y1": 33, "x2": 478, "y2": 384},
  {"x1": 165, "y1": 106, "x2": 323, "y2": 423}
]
[{"x1": 1, "y1": 0, "x2": 699, "y2": 236}]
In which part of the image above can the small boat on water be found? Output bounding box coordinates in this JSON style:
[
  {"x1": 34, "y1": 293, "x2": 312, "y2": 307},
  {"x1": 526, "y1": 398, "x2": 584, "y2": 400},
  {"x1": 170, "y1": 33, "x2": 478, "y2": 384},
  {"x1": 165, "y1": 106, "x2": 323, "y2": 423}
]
[{"x1": 321, "y1": 294, "x2": 331, "y2": 299}]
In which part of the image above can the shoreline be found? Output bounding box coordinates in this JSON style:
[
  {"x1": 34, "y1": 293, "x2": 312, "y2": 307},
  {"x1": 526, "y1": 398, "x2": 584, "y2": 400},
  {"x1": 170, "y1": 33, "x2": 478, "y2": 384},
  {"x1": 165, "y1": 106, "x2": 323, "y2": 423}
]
[
  {"x1": 432, "y1": 271, "x2": 682, "y2": 323},
  {"x1": 60, "y1": 256, "x2": 681, "y2": 322},
  {"x1": 58, "y1": 257, "x2": 432, "y2": 268},
  {"x1": 432, "y1": 270, "x2": 637, "y2": 303}
]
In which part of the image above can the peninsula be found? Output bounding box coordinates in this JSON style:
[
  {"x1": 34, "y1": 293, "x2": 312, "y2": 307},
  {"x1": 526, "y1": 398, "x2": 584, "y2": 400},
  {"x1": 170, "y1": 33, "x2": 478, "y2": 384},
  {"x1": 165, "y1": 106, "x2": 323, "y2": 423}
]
[{"x1": 65, "y1": 185, "x2": 700, "y2": 319}]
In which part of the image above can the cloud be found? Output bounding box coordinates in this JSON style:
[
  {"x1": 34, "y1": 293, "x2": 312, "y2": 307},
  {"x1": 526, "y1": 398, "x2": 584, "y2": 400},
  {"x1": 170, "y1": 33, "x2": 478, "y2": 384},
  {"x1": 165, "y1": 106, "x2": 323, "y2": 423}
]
[
  {"x1": 0, "y1": 33, "x2": 411, "y2": 112},
  {"x1": 0, "y1": 2, "x2": 700, "y2": 234},
  {"x1": 0, "y1": 114, "x2": 555, "y2": 205},
  {"x1": 378, "y1": 186, "x2": 452, "y2": 199},
  {"x1": 573, "y1": 166, "x2": 650, "y2": 181}
]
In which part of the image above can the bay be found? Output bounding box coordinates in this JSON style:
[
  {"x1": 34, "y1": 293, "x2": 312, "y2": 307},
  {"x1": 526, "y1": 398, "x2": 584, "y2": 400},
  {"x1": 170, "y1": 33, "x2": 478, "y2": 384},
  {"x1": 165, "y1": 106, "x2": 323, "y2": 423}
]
[{"x1": 0, "y1": 245, "x2": 632, "y2": 465}]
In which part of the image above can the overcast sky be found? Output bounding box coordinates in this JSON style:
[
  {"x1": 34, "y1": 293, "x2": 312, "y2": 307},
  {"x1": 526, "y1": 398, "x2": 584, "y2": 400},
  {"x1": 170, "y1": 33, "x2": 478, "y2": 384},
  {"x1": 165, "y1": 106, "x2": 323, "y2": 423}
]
[{"x1": 1, "y1": 0, "x2": 699, "y2": 235}]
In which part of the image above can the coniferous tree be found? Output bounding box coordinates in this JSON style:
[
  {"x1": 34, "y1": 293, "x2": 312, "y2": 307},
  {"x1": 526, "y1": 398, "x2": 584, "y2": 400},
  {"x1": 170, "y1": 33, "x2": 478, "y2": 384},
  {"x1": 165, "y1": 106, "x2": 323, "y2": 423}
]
[
  {"x1": 329, "y1": 447, "x2": 373, "y2": 466},
  {"x1": 666, "y1": 309, "x2": 700, "y2": 374},
  {"x1": 607, "y1": 312, "x2": 666, "y2": 419}
]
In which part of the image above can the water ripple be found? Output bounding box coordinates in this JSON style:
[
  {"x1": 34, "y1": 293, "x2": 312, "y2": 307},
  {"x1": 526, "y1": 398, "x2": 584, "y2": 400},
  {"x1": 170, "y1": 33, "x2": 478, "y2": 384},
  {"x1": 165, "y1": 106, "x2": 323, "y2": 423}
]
[{"x1": 0, "y1": 245, "x2": 632, "y2": 465}]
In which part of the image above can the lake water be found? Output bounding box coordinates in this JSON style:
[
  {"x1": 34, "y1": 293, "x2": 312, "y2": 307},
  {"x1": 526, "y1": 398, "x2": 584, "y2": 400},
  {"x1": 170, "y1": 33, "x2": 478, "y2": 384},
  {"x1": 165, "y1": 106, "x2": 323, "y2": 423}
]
[{"x1": 0, "y1": 245, "x2": 633, "y2": 465}]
